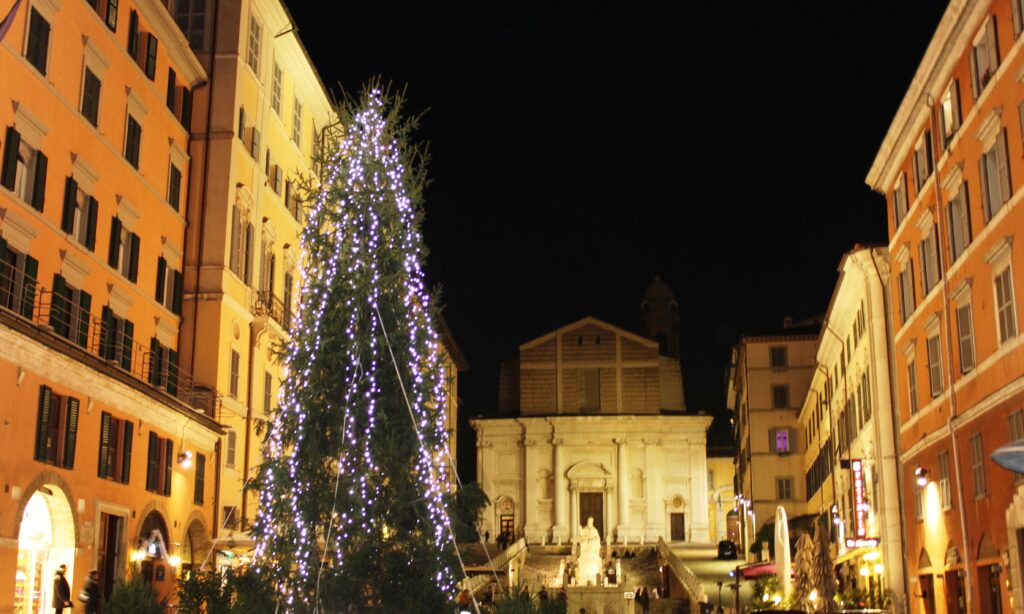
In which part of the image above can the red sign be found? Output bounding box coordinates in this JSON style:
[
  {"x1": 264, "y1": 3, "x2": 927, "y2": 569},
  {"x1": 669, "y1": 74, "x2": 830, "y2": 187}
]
[{"x1": 852, "y1": 459, "x2": 867, "y2": 538}]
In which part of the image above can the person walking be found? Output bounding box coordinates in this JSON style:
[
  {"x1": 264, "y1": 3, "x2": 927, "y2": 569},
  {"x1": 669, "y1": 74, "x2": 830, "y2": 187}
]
[
  {"x1": 52, "y1": 564, "x2": 72, "y2": 613},
  {"x1": 80, "y1": 569, "x2": 101, "y2": 614},
  {"x1": 637, "y1": 585, "x2": 651, "y2": 614}
]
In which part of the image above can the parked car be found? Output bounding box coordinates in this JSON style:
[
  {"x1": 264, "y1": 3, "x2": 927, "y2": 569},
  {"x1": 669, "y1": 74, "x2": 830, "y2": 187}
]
[{"x1": 717, "y1": 539, "x2": 738, "y2": 560}]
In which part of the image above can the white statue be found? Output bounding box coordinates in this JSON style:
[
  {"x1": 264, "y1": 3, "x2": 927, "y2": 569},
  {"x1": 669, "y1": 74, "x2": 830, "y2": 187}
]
[{"x1": 576, "y1": 516, "x2": 602, "y2": 585}]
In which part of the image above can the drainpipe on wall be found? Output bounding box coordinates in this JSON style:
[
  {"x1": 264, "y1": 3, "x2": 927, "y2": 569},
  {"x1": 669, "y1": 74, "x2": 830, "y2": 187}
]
[{"x1": 927, "y1": 95, "x2": 974, "y2": 614}]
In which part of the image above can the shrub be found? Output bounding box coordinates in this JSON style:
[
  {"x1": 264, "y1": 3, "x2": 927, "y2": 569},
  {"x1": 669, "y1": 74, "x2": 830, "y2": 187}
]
[{"x1": 105, "y1": 574, "x2": 169, "y2": 614}]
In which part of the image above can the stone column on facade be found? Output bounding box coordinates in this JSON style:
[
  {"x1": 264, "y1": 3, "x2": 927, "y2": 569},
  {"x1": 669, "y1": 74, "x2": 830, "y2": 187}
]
[
  {"x1": 522, "y1": 436, "x2": 538, "y2": 543},
  {"x1": 553, "y1": 437, "x2": 568, "y2": 544},
  {"x1": 569, "y1": 482, "x2": 579, "y2": 541},
  {"x1": 643, "y1": 438, "x2": 661, "y2": 538},
  {"x1": 689, "y1": 439, "x2": 710, "y2": 542},
  {"x1": 615, "y1": 438, "x2": 629, "y2": 541}
]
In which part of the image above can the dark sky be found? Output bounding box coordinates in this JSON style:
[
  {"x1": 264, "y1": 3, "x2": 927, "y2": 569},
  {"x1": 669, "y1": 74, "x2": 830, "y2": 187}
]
[{"x1": 290, "y1": 1, "x2": 947, "y2": 468}]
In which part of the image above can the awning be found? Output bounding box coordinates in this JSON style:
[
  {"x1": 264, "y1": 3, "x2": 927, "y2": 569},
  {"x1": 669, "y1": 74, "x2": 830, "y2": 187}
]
[
  {"x1": 835, "y1": 545, "x2": 876, "y2": 565},
  {"x1": 992, "y1": 441, "x2": 1024, "y2": 474}
]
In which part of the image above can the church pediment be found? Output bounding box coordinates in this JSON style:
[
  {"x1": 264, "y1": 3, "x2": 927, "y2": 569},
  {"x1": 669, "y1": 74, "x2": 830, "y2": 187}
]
[{"x1": 519, "y1": 316, "x2": 659, "y2": 351}]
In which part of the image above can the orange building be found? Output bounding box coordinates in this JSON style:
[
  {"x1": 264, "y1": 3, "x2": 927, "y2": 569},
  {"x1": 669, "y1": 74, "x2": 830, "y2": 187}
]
[
  {"x1": 0, "y1": 0, "x2": 220, "y2": 610},
  {"x1": 867, "y1": 1, "x2": 1024, "y2": 613}
]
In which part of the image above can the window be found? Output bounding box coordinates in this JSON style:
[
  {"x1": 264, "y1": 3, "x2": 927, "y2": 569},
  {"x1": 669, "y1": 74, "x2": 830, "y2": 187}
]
[
  {"x1": 1011, "y1": 409, "x2": 1024, "y2": 441},
  {"x1": 912, "y1": 130, "x2": 933, "y2": 191},
  {"x1": 104, "y1": 0, "x2": 118, "y2": 30},
  {"x1": 939, "y1": 80, "x2": 961, "y2": 148},
  {"x1": 127, "y1": 10, "x2": 140, "y2": 60},
  {"x1": 893, "y1": 174, "x2": 909, "y2": 228},
  {"x1": 1014, "y1": 0, "x2": 1024, "y2": 38},
  {"x1": 167, "y1": 163, "x2": 182, "y2": 211},
  {"x1": 260, "y1": 249, "x2": 275, "y2": 295},
  {"x1": 271, "y1": 62, "x2": 282, "y2": 115},
  {"x1": 291, "y1": 98, "x2": 303, "y2": 146},
  {"x1": 166, "y1": 68, "x2": 177, "y2": 112},
  {"x1": 970, "y1": 16, "x2": 1000, "y2": 98},
  {"x1": 229, "y1": 206, "x2": 255, "y2": 283},
  {"x1": 969, "y1": 433, "x2": 986, "y2": 497},
  {"x1": 155, "y1": 257, "x2": 183, "y2": 315},
  {"x1": 907, "y1": 354, "x2": 919, "y2": 415},
  {"x1": 81, "y1": 68, "x2": 101, "y2": 127},
  {"x1": 263, "y1": 371, "x2": 273, "y2": 416},
  {"x1": 914, "y1": 480, "x2": 924, "y2": 520},
  {"x1": 225, "y1": 430, "x2": 237, "y2": 468},
  {"x1": 938, "y1": 450, "x2": 951, "y2": 510},
  {"x1": 145, "y1": 432, "x2": 172, "y2": 496},
  {"x1": 124, "y1": 115, "x2": 142, "y2": 168},
  {"x1": 776, "y1": 477, "x2": 793, "y2": 501},
  {"x1": 979, "y1": 129, "x2": 1012, "y2": 221},
  {"x1": 246, "y1": 14, "x2": 262, "y2": 75},
  {"x1": 271, "y1": 164, "x2": 283, "y2": 195},
  {"x1": 100, "y1": 307, "x2": 134, "y2": 371},
  {"x1": 148, "y1": 337, "x2": 179, "y2": 394},
  {"x1": 955, "y1": 302, "x2": 976, "y2": 373},
  {"x1": 947, "y1": 183, "x2": 972, "y2": 263},
  {"x1": 578, "y1": 368, "x2": 600, "y2": 412},
  {"x1": 1, "y1": 126, "x2": 48, "y2": 211},
  {"x1": 771, "y1": 384, "x2": 789, "y2": 409},
  {"x1": 143, "y1": 34, "x2": 158, "y2": 80},
  {"x1": 60, "y1": 176, "x2": 98, "y2": 250},
  {"x1": 285, "y1": 179, "x2": 301, "y2": 220},
  {"x1": 769, "y1": 428, "x2": 793, "y2": 454},
  {"x1": 107, "y1": 217, "x2": 140, "y2": 282},
  {"x1": 25, "y1": 8, "x2": 50, "y2": 75},
  {"x1": 898, "y1": 261, "x2": 916, "y2": 324},
  {"x1": 194, "y1": 453, "x2": 206, "y2": 504},
  {"x1": 237, "y1": 106, "x2": 246, "y2": 143},
  {"x1": 283, "y1": 270, "x2": 293, "y2": 328},
  {"x1": 0, "y1": 239, "x2": 38, "y2": 318},
  {"x1": 250, "y1": 127, "x2": 260, "y2": 159},
  {"x1": 98, "y1": 412, "x2": 133, "y2": 484},
  {"x1": 222, "y1": 506, "x2": 239, "y2": 529},
  {"x1": 49, "y1": 275, "x2": 91, "y2": 348},
  {"x1": 34, "y1": 386, "x2": 79, "y2": 468},
  {"x1": 173, "y1": 0, "x2": 207, "y2": 50},
  {"x1": 769, "y1": 346, "x2": 787, "y2": 368},
  {"x1": 229, "y1": 349, "x2": 240, "y2": 397},
  {"x1": 180, "y1": 86, "x2": 192, "y2": 129},
  {"x1": 995, "y1": 264, "x2": 1018, "y2": 343},
  {"x1": 926, "y1": 333, "x2": 943, "y2": 398},
  {"x1": 919, "y1": 228, "x2": 941, "y2": 296}
]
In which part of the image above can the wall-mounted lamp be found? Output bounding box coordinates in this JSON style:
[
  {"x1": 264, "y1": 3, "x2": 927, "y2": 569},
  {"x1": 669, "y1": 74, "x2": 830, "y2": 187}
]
[
  {"x1": 178, "y1": 451, "x2": 193, "y2": 469},
  {"x1": 915, "y1": 466, "x2": 930, "y2": 486}
]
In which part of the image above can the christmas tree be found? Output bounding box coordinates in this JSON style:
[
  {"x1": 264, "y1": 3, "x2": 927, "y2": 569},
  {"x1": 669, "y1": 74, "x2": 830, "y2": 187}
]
[
  {"x1": 791, "y1": 532, "x2": 814, "y2": 612},
  {"x1": 252, "y1": 84, "x2": 462, "y2": 612},
  {"x1": 810, "y1": 519, "x2": 837, "y2": 612}
]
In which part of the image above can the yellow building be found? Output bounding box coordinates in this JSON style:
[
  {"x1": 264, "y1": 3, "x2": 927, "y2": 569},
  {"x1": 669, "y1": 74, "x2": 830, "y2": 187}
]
[
  {"x1": 706, "y1": 452, "x2": 737, "y2": 544},
  {"x1": 0, "y1": 0, "x2": 220, "y2": 609},
  {"x1": 175, "y1": 0, "x2": 335, "y2": 557}
]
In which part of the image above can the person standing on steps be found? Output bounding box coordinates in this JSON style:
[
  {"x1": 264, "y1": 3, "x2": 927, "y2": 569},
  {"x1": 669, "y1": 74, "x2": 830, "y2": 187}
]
[{"x1": 52, "y1": 564, "x2": 72, "y2": 614}]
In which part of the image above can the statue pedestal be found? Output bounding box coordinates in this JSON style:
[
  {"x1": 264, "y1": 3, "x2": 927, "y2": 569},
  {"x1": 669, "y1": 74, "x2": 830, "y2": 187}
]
[{"x1": 576, "y1": 551, "x2": 603, "y2": 587}]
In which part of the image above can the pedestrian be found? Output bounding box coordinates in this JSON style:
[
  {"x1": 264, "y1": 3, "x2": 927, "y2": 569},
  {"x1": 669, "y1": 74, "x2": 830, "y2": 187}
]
[
  {"x1": 484, "y1": 530, "x2": 490, "y2": 543},
  {"x1": 53, "y1": 564, "x2": 72, "y2": 613},
  {"x1": 539, "y1": 586, "x2": 548, "y2": 601},
  {"x1": 79, "y1": 569, "x2": 101, "y2": 614},
  {"x1": 638, "y1": 585, "x2": 651, "y2": 614}
]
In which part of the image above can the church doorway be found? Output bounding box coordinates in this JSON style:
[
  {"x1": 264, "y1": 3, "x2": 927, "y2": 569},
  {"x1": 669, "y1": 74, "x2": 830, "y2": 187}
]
[
  {"x1": 670, "y1": 513, "x2": 686, "y2": 541},
  {"x1": 579, "y1": 492, "x2": 604, "y2": 540},
  {"x1": 14, "y1": 486, "x2": 76, "y2": 614}
]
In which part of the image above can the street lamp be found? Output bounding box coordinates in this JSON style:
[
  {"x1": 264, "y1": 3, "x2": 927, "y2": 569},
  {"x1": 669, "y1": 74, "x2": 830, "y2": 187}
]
[{"x1": 915, "y1": 466, "x2": 930, "y2": 486}]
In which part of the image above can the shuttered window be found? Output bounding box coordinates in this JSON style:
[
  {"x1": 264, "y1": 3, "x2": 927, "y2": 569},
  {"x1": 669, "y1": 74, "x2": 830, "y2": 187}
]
[
  {"x1": 969, "y1": 16, "x2": 1000, "y2": 99},
  {"x1": 907, "y1": 355, "x2": 919, "y2": 415},
  {"x1": 771, "y1": 384, "x2": 790, "y2": 409},
  {"x1": 33, "y1": 386, "x2": 78, "y2": 469},
  {"x1": 100, "y1": 306, "x2": 134, "y2": 371},
  {"x1": 956, "y1": 302, "x2": 976, "y2": 373},
  {"x1": 939, "y1": 80, "x2": 961, "y2": 148},
  {"x1": 938, "y1": 451, "x2": 952, "y2": 510},
  {"x1": 995, "y1": 264, "x2": 1018, "y2": 343},
  {"x1": 926, "y1": 333, "x2": 943, "y2": 398},
  {"x1": 194, "y1": 453, "x2": 206, "y2": 504},
  {"x1": 108, "y1": 217, "x2": 140, "y2": 282},
  {"x1": 919, "y1": 228, "x2": 941, "y2": 296},
  {"x1": 143, "y1": 34, "x2": 158, "y2": 80},
  {"x1": 970, "y1": 433, "x2": 986, "y2": 498},
  {"x1": 947, "y1": 183, "x2": 972, "y2": 263},
  {"x1": 226, "y1": 430, "x2": 237, "y2": 468},
  {"x1": 979, "y1": 129, "x2": 1012, "y2": 221},
  {"x1": 167, "y1": 163, "x2": 181, "y2": 210},
  {"x1": 124, "y1": 115, "x2": 142, "y2": 168},
  {"x1": 1, "y1": 126, "x2": 48, "y2": 210},
  {"x1": 25, "y1": 8, "x2": 50, "y2": 75},
  {"x1": 898, "y1": 262, "x2": 916, "y2": 324},
  {"x1": 145, "y1": 433, "x2": 172, "y2": 496},
  {"x1": 61, "y1": 176, "x2": 98, "y2": 250},
  {"x1": 229, "y1": 350, "x2": 241, "y2": 397},
  {"x1": 81, "y1": 68, "x2": 101, "y2": 127},
  {"x1": 166, "y1": 68, "x2": 177, "y2": 112},
  {"x1": 893, "y1": 173, "x2": 909, "y2": 228},
  {"x1": 0, "y1": 239, "x2": 39, "y2": 319},
  {"x1": 912, "y1": 130, "x2": 933, "y2": 191},
  {"x1": 98, "y1": 411, "x2": 133, "y2": 484},
  {"x1": 127, "y1": 10, "x2": 139, "y2": 59},
  {"x1": 48, "y1": 274, "x2": 91, "y2": 348}
]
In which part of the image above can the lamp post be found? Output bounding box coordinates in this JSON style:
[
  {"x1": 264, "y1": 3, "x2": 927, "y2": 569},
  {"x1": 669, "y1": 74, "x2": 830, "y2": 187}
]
[{"x1": 717, "y1": 580, "x2": 724, "y2": 613}]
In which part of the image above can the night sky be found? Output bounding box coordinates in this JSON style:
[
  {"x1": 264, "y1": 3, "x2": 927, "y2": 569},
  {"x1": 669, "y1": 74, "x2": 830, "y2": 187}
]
[{"x1": 290, "y1": 2, "x2": 948, "y2": 474}]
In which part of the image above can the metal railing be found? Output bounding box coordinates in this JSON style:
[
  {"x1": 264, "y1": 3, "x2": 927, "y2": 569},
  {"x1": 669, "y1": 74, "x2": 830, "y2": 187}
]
[
  {"x1": 0, "y1": 265, "x2": 213, "y2": 415},
  {"x1": 252, "y1": 290, "x2": 291, "y2": 331},
  {"x1": 657, "y1": 537, "x2": 709, "y2": 604}
]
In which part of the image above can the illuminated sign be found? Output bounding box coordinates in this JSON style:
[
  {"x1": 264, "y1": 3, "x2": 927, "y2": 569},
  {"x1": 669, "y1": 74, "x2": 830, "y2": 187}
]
[
  {"x1": 851, "y1": 459, "x2": 868, "y2": 538},
  {"x1": 845, "y1": 537, "x2": 880, "y2": 548}
]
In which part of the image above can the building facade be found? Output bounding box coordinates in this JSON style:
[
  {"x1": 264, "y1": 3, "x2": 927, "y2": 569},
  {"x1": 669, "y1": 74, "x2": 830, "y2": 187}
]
[
  {"x1": 799, "y1": 247, "x2": 906, "y2": 609},
  {"x1": 472, "y1": 315, "x2": 712, "y2": 545},
  {"x1": 867, "y1": 1, "x2": 1024, "y2": 612},
  {"x1": 728, "y1": 324, "x2": 817, "y2": 557},
  {"x1": 174, "y1": 0, "x2": 335, "y2": 556},
  {"x1": 0, "y1": 0, "x2": 220, "y2": 610}
]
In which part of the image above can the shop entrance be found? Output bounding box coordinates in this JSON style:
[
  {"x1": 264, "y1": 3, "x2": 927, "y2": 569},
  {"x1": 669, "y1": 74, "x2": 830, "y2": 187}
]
[{"x1": 14, "y1": 487, "x2": 76, "y2": 614}]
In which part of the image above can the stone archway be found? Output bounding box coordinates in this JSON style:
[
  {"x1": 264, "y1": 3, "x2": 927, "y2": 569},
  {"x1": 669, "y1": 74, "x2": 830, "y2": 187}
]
[
  {"x1": 181, "y1": 512, "x2": 214, "y2": 574},
  {"x1": 13, "y1": 479, "x2": 77, "y2": 614}
]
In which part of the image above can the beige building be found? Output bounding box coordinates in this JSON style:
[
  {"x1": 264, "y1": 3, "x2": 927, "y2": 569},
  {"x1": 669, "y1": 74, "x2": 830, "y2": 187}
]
[
  {"x1": 727, "y1": 322, "x2": 818, "y2": 556},
  {"x1": 706, "y1": 452, "x2": 738, "y2": 544},
  {"x1": 472, "y1": 308, "x2": 712, "y2": 545},
  {"x1": 173, "y1": 0, "x2": 335, "y2": 554},
  {"x1": 799, "y1": 247, "x2": 906, "y2": 608}
]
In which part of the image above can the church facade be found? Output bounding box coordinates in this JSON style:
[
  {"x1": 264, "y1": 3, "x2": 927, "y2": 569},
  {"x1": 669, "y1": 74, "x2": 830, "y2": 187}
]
[{"x1": 471, "y1": 281, "x2": 713, "y2": 545}]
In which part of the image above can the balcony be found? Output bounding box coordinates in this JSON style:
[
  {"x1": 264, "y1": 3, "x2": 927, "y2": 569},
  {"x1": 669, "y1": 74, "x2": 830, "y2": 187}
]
[
  {"x1": 252, "y1": 290, "x2": 291, "y2": 332},
  {"x1": 0, "y1": 265, "x2": 215, "y2": 417}
]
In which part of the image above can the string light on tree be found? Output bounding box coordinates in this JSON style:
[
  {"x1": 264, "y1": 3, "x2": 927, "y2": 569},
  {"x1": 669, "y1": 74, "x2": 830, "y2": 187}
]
[{"x1": 252, "y1": 83, "x2": 468, "y2": 612}]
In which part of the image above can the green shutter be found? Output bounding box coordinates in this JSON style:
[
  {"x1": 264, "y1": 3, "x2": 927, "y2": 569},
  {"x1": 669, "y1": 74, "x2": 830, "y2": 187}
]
[
  {"x1": 172, "y1": 270, "x2": 183, "y2": 315},
  {"x1": 34, "y1": 385, "x2": 52, "y2": 462},
  {"x1": 31, "y1": 151, "x2": 46, "y2": 211},
  {"x1": 49, "y1": 274, "x2": 67, "y2": 335},
  {"x1": 148, "y1": 337, "x2": 161, "y2": 385},
  {"x1": 128, "y1": 233, "x2": 140, "y2": 283},
  {"x1": 60, "y1": 176, "x2": 77, "y2": 233},
  {"x1": 85, "y1": 197, "x2": 98, "y2": 250},
  {"x1": 98, "y1": 411, "x2": 112, "y2": 478},
  {"x1": 120, "y1": 319, "x2": 134, "y2": 371},
  {"x1": 100, "y1": 306, "x2": 115, "y2": 359},
  {"x1": 194, "y1": 453, "x2": 205, "y2": 504},
  {"x1": 163, "y1": 439, "x2": 173, "y2": 496},
  {"x1": 167, "y1": 350, "x2": 179, "y2": 396},
  {"x1": 155, "y1": 257, "x2": 166, "y2": 302},
  {"x1": 77, "y1": 290, "x2": 91, "y2": 348},
  {"x1": 146, "y1": 431, "x2": 158, "y2": 491},
  {"x1": 121, "y1": 420, "x2": 133, "y2": 484},
  {"x1": 108, "y1": 216, "x2": 121, "y2": 268},
  {"x1": 20, "y1": 255, "x2": 37, "y2": 319},
  {"x1": 0, "y1": 127, "x2": 19, "y2": 189},
  {"x1": 63, "y1": 397, "x2": 79, "y2": 468}
]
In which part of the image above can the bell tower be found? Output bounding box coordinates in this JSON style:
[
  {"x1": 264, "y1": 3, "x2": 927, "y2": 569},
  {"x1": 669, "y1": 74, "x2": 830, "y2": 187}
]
[{"x1": 640, "y1": 275, "x2": 680, "y2": 358}]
